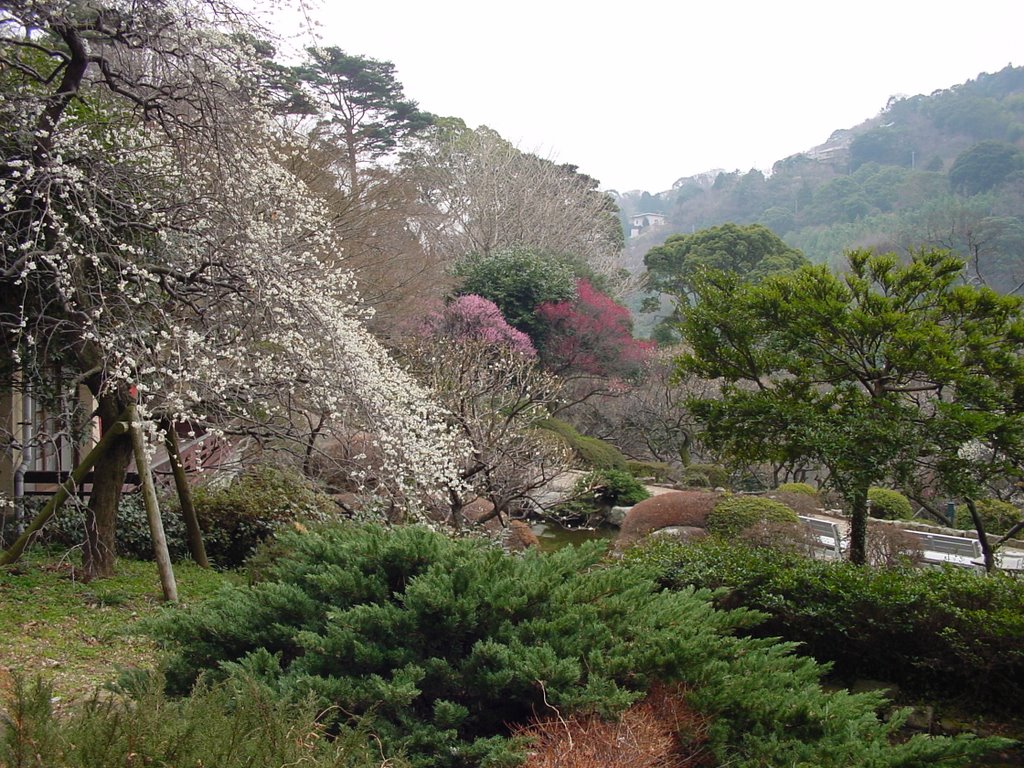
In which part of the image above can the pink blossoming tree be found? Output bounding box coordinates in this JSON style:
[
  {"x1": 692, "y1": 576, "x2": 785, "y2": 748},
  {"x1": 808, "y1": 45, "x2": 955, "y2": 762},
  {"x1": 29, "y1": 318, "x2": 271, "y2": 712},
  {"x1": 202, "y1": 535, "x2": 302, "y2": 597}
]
[{"x1": 424, "y1": 295, "x2": 536, "y2": 357}]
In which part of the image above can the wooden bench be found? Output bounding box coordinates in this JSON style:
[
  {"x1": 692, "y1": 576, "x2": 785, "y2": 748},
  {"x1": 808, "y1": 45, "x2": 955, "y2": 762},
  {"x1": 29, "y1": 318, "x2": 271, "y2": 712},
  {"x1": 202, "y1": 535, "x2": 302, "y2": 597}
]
[
  {"x1": 799, "y1": 515, "x2": 844, "y2": 558},
  {"x1": 904, "y1": 530, "x2": 984, "y2": 570}
]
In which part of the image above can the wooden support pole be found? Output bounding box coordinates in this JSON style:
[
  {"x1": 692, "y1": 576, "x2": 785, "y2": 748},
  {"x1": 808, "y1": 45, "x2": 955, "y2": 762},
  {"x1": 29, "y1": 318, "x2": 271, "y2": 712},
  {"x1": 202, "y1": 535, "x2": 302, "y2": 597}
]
[
  {"x1": 1, "y1": 416, "x2": 129, "y2": 566},
  {"x1": 128, "y1": 405, "x2": 177, "y2": 602},
  {"x1": 163, "y1": 426, "x2": 208, "y2": 568}
]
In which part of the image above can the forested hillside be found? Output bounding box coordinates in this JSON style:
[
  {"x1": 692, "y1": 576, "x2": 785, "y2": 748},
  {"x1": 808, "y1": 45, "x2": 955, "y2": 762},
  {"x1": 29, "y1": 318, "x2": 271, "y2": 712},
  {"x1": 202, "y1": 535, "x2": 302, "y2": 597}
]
[{"x1": 619, "y1": 64, "x2": 1024, "y2": 294}]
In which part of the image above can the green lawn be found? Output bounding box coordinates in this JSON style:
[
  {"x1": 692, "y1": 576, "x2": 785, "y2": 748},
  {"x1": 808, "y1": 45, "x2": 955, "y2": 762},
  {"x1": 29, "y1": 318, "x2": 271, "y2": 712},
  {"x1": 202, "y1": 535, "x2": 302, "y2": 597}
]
[{"x1": 0, "y1": 553, "x2": 234, "y2": 703}]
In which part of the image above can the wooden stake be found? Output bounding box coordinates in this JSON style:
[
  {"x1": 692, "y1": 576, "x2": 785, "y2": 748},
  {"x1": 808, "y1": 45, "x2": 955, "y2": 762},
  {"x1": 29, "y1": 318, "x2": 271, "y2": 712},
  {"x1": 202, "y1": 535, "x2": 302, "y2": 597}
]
[
  {"x1": 128, "y1": 405, "x2": 177, "y2": 602},
  {"x1": 163, "y1": 425, "x2": 208, "y2": 568}
]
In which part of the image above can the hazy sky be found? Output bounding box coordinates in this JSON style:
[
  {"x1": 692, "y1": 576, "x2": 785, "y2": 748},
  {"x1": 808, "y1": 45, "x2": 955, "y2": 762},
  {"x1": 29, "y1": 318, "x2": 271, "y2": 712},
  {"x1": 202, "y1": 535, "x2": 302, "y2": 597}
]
[{"x1": 262, "y1": 0, "x2": 1022, "y2": 193}]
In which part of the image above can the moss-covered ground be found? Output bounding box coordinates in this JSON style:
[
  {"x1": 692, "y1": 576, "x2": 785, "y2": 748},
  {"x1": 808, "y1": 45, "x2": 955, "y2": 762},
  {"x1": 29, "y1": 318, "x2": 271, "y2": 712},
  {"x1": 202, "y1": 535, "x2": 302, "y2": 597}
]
[{"x1": 0, "y1": 551, "x2": 234, "y2": 704}]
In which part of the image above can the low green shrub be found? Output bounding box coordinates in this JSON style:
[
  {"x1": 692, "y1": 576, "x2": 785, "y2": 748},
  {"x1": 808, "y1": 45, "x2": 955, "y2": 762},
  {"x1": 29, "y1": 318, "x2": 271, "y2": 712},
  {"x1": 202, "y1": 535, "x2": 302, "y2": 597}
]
[
  {"x1": 191, "y1": 465, "x2": 338, "y2": 568},
  {"x1": 43, "y1": 466, "x2": 337, "y2": 567},
  {"x1": 0, "y1": 674, "x2": 400, "y2": 768},
  {"x1": 706, "y1": 495, "x2": 798, "y2": 537},
  {"x1": 630, "y1": 537, "x2": 1024, "y2": 712},
  {"x1": 625, "y1": 460, "x2": 676, "y2": 482},
  {"x1": 775, "y1": 482, "x2": 818, "y2": 497},
  {"x1": 552, "y1": 469, "x2": 649, "y2": 523},
  {"x1": 956, "y1": 498, "x2": 1022, "y2": 536},
  {"x1": 686, "y1": 463, "x2": 730, "y2": 488},
  {"x1": 48, "y1": 493, "x2": 190, "y2": 561},
  {"x1": 681, "y1": 467, "x2": 710, "y2": 487},
  {"x1": 152, "y1": 524, "x2": 1005, "y2": 768},
  {"x1": 574, "y1": 468, "x2": 650, "y2": 507},
  {"x1": 868, "y1": 487, "x2": 913, "y2": 520},
  {"x1": 114, "y1": 493, "x2": 189, "y2": 560},
  {"x1": 536, "y1": 418, "x2": 628, "y2": 469}
]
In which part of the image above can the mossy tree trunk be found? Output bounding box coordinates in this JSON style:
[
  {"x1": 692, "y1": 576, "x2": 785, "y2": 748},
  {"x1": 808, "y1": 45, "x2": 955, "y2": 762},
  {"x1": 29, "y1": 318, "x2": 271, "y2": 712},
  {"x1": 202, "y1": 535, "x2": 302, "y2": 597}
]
[
  {"x1": 82, "y1": 390, "x2": 133, "y2": 579},
  {"x1": 847, "y1": 484, "x2": 869, "y2": 566}
]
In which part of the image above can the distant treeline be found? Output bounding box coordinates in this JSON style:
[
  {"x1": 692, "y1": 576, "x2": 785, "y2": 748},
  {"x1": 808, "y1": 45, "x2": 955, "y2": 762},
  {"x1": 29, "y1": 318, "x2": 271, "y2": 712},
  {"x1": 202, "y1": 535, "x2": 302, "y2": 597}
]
[{"x1": 620, "y1": 64, "x2": 1024, "y2": 293}]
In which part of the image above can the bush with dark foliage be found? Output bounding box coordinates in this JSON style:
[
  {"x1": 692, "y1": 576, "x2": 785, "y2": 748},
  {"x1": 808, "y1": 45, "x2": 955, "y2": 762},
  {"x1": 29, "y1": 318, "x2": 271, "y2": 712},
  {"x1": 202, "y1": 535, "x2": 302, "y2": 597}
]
[
  {"x1": 153, "y1": 524, "x2": 1005, "y2": 768},
  {"x1": 632, "y1": 537, "x2": 1024, "y2": 711}
]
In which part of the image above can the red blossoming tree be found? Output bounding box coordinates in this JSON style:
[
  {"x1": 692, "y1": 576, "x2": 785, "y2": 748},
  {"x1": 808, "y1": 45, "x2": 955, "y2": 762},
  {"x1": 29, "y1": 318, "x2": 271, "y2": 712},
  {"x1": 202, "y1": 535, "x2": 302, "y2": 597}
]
[{"x1": 537, "y1": 279, "x2": 655, "y2": 379}]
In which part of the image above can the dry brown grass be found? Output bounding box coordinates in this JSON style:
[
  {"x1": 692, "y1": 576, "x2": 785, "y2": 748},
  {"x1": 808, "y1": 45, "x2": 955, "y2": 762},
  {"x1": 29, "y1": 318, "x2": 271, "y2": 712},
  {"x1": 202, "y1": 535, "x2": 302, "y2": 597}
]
[{"x1": 516, "y1": 684, "x2": 713, "y2": 768}]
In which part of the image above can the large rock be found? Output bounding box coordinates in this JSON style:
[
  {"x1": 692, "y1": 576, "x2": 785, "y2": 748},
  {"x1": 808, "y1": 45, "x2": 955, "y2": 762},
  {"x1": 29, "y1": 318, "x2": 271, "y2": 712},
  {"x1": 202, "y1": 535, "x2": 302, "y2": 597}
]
[
  {"x1": 462, "y1": 498, "x2": 496, "y2": 526},
  {"x1": 616, "y1": 491, "x2": 721, "y2": 550},
  {"x1": 650, "y1": 526, "x2": 708, "y2": 544},
  {"x1": 607, "y1": 505, "x2": 632, "y2": 527}
]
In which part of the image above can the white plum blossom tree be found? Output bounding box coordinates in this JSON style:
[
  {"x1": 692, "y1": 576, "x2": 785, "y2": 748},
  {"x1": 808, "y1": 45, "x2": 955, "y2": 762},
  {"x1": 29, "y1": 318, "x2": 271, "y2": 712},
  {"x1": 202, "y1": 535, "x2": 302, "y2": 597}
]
[{"x1": 0, "y1": 0, "x2": 466, "y2": 576}]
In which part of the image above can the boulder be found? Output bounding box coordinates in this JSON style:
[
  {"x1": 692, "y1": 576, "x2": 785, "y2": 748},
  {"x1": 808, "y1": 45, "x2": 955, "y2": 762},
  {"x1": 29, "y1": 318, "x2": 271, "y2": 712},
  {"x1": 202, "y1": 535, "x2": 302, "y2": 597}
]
[
  {"x1": 607, "y1": 505, "x2": 632, "y2": 527},
  {"x1": 650, "y1": 526, "x2": 708, "y2": 544},
  {"x1": 462, "y1": 498, "x2": 497, "y2": 526}
]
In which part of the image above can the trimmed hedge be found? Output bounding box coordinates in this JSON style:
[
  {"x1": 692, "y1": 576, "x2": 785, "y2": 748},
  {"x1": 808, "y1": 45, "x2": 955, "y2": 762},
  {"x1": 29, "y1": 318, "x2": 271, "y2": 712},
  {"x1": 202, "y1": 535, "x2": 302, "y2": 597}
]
[
  {"x1": 536, "y1": 418, "x2": 628, "y2": 469},
  {"x1": 868, "y1": 487, "x2": 913, "y2": 520},
  {"x1": 775, "y1": 482, "x2": 818, "y2": 497},
  {"x1": 625, "y1": 460, "x2": 676, "y2": 482},
  {"x1": 706, "y1": 495, "x2": 798, "y2": 537},
  {"x1": 956, "y1": 498, "x2": 1022, "y2": 536},
  {"x1": 681, "y1": 467, "x2": 711, "y2": 487},
  {"x1": 686, "y1": 464, "x2": 730, "y2": 488}
]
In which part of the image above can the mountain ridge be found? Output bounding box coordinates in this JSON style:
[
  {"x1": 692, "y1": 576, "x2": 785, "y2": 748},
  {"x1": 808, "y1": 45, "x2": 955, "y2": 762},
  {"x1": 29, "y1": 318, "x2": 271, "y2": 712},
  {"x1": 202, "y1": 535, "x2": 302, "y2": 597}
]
[{"x1": 616, "y1": 64, "x2": 1024, "y2": 292}]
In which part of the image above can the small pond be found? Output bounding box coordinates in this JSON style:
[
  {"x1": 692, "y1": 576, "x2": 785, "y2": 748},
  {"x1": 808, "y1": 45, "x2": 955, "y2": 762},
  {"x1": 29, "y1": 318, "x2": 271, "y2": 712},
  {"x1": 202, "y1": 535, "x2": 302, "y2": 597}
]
[{"x1": 529, "y1": 521, "x2": 618, "y2": 552}]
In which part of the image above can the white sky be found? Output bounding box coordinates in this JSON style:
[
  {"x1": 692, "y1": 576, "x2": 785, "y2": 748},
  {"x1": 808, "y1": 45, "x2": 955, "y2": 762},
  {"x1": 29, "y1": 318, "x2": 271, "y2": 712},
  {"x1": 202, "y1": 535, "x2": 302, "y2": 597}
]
[{"x1": 262, "y1": 0, "x2": 1022, "y2": 193}]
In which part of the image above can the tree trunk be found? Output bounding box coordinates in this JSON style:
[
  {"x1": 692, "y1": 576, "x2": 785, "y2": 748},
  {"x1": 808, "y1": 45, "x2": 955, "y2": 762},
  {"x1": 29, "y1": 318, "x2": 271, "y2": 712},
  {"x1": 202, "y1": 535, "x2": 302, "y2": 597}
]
[
  {"x1": 677, "y1": 433, "x2": 691, "y2": 467},
  {"x1": 163, "y1": 426, "x2": 208, "y2": 568},
  {"x1": 82, "y1": 391, "x2": 133, "y2": 578},
  {"x1": 302, "y1": 412, "x2": 327, "y2": 478},
  {"x1": 345, "y1": 126, "x2": 360, "y2": 197},
  {"x1": 448, "y1": 487, "x2": 465, "y2": 532},
  {"x1": 1, "y1": 416, "x2": 128, "y2": 566},
  {"x1": 847, "y1": 484, "x2": 869, "y2": 565},
  {"x1": 966, "y1": 498, "x2": 995, "y2": 573}
]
